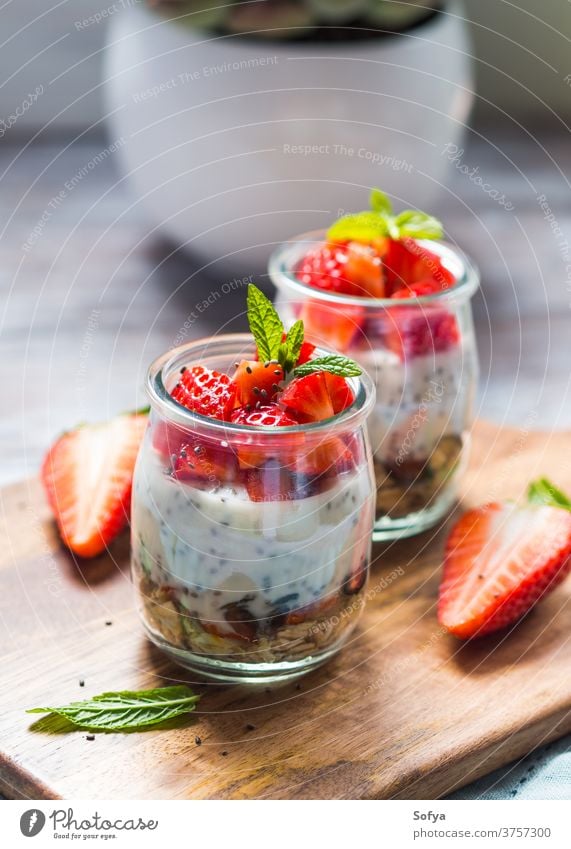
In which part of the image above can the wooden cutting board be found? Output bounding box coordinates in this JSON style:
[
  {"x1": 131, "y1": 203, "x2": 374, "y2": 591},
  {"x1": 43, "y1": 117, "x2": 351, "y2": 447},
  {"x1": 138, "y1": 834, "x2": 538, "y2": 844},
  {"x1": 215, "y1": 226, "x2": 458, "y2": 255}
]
[{"x1": 1, "y1": 420, "x2": 571, "y2": 800}]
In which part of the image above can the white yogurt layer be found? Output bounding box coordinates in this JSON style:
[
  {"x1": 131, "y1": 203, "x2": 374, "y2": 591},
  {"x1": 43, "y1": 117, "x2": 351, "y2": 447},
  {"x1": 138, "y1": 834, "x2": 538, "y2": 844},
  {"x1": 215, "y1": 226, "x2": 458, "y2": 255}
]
[
  {"x1": 357, "y1": 346, "x2": 473, "y2": 462},
  {"x1": 131, "y1": 445, "x2": 374, "y2": 631}
]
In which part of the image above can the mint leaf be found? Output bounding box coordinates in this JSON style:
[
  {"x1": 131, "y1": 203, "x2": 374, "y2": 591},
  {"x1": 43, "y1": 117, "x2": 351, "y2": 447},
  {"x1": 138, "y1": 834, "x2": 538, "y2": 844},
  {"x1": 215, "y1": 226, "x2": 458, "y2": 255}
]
[
  {"x1": 394, "y1": 209, "x2": 443, "y2": 240},
  {"x1": 326, "y1": 187, "x2": 443, "y2": 244},
  {"x1": 293, "y1": 354, "x2": 362, "y2": 378},
  {"x1": 370, "y1": 187, "x2": 393, "y2": 215},
  {"x1": 327, "y1": 211, "x2": 389, "y2": 244},
  {"x1": 527, "y1": 478, "x2": 571, "y2": 511},
  {"x1": 27, "y1": 685, "x2": 200, "y2": 731},
  {"x1": 247, "y1": 284, "x2": 283, "y2": 363},
  {"x1": 279, "y1": 319, "x2": 304, "y2": 374}
]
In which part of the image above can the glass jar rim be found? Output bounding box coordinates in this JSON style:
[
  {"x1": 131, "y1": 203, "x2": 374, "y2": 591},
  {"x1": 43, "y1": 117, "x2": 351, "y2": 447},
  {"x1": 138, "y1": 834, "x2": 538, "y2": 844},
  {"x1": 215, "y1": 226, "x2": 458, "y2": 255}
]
[
  {"x1": 146, "y1": 333, "x2": 375, "y2": 437},
  {"x1": 268, "y1": 229, "x2": 480, "y2": 308}
]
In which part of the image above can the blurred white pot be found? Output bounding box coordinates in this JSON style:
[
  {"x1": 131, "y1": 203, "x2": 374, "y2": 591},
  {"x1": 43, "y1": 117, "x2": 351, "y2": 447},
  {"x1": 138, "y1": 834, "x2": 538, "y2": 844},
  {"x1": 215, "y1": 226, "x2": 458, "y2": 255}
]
[{"x1": 104, "y1": 4, "x2": 473, "y2": 275}]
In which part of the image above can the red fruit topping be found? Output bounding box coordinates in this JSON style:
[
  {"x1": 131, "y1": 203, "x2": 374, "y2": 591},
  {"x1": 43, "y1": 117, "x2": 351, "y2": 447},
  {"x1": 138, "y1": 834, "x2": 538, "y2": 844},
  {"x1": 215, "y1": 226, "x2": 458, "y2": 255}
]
[
  {"x1": 171, "y1": 365, "x2": 236, "y2": 420},
  {"x1": 172, "y1": 437, "x2": 238, "y2": 484},
  {"x1": 231, "y1": 403, "x2": 299, "y2": 469},
  {"x1": 438, "y1": 502, "x2": 571, "y2": 639},
  {"x1": 279, "y1": 372, "x2": 335, "y2": 423},
  {"x1": 287, "y1": 436, "x2": 355, "y2": 477},
  {"x1": 41, "y1": 412, "x2": 148, "y2": 559},
  {"x1": 231, "y1": 403, "x2": 297, "y2": 428},
  {"x1": 300, "y1": 300, "x2": 364, "y2": 353},
  {"x1": 385, "y1": 307, "x2": 460, "y2": 360},
  {"x1": 384, "y1": 237, "x2": 455, "y2": 296},
  {"x1": 324, "y1": 373, "x2": 355, "y2": 414},
  {"x1": 297, "y1": 241, "x2": 385, "y2": 298},
  {"x1": 232, "y1": 359, "x2": 284, "y2": 407}
]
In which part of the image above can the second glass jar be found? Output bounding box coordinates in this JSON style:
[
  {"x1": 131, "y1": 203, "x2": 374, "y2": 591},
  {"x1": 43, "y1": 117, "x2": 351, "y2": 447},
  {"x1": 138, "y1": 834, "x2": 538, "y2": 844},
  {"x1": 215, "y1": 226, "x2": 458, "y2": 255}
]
[{"x1": 270, "y1": 233, "x2": 480, "y2": 540}]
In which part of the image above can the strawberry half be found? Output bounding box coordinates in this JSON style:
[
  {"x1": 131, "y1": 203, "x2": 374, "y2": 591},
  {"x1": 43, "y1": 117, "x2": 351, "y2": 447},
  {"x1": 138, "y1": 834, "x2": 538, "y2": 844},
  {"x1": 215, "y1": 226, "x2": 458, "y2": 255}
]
[
  {"x1": 170, "y1": 365, "x2": 236, "y2": 420},
  {"x1": 324, "y1": 373, "x2": 355, "y2": 414},
  {"x1": 279, "y1": 372, "x2": 335, "y2": 423},
  {"x1": 438, "y1": 502, "x2": 571, "y2": 639},
  {"x1": 41, "y1": 412, "x2": 148, "y2": 558},
  {"x1": 232, "y1": 359, "x2": 284, "y2": 407}
]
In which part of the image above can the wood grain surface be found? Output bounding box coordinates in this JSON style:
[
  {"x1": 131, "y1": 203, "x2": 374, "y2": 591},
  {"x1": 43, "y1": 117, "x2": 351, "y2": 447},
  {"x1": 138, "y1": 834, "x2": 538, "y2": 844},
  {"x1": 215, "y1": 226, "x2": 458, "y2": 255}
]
[{"x1": 1, "y1": 419, "x2": 571, "y2": 800}]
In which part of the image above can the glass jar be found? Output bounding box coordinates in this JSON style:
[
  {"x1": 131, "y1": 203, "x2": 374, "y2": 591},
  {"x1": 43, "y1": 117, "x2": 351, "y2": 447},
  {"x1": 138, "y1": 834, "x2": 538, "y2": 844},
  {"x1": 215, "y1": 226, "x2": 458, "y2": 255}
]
[
  {"x1": 269, "y1": 232, "x2": 480, "y2": 541},
  {"x1": 131, "y1": 334, "x2": 376, "y2": 683}
]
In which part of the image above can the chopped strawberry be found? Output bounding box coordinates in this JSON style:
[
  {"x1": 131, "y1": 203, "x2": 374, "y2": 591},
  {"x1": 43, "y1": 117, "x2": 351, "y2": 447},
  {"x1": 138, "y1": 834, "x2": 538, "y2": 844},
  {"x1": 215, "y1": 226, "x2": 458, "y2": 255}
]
[
  {"x1": 300, "y1": 300, "x2": 364, "y2": 353},
  {"x1": 438, "y1": 502, "x2": 571, "y2": 639},
  {"x1": 343, "y1": 241, "x2": 385, "y2": 297},
  {"x1": 170, "y1": 365, "x2": 236, "y2": 420},
  {"x1": 231, "y1": 403, "x2": 299, "y2": 469},
  {"x1": 296, "y1": 242, "x2": 358, "y2": 296},
  {"x1": 279, "y1": 372, "x2": 334, "y2": 423},
  {"x1": 41, "y1": 412, "x2": 148, "y2": 558},
  {"x1": 230, "y1": 403, "x2": 298, "y2": 428},
  {"x1": 296, "y1": 241, "x2": 384, "y2": 298},
  {"x1": 232, "y1": 359, "x2": 284, "y2": 407},
  {"x1": 287, "y1": 436, "x2": 355, "y2": 477},
  {"x1": 385, "y1": 307, "x2": 460, "y2": 360},
  {"x1": 324, "y1": 373, "x2": 354, "y2": 414},
  {"x1": 384, "y1": 237, "x2": 455, "y2": 296},
  {"x1": 172, "y1": 437, "x2": 238, "y2": 484}
]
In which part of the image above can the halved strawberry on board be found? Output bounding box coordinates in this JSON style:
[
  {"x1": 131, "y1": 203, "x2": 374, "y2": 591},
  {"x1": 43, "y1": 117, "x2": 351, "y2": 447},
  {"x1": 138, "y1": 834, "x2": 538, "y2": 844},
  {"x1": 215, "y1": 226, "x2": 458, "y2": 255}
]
[
  {"x1": 438, "y1": 491, "x2": 571, "y2": 639},
  {"x1": 41, "y1": 411, "x2": 148, "y2": 558}
]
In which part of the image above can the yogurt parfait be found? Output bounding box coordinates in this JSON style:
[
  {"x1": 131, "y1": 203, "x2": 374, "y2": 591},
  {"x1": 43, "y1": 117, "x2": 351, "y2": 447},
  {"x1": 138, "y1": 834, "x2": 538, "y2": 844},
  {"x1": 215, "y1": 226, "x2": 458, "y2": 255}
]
[
  {"x1": 131, "y1": 285, "x2": 376, "y2": 682},
  {"x1": 270, "y1": 189, "x2": 480, "y2": 539}
]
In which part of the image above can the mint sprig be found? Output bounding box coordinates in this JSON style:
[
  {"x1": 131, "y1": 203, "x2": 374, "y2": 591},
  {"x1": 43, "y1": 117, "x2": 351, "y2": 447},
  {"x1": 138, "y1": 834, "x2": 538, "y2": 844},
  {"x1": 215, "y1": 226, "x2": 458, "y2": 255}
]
[
  {"x1": 27, "y1": 685, "x2": 200, "y2": 731},
  {"x1": 247, "y1": 284, "x2": 284, "y2": 363},
  {"x1": 293, "y1": 355, "x2": 362, "y2": 379},
  {"x1": 527, "y1": 478, "x2": 571, "y2": 511},
  {"x1": 279, "y1": 319, "x2": 304, "y2": 374},
  {"x1": 246, "y1": 284, "x2": 361, "y2": 381},
  {"x1": 327, "y1": 187, "x2": 443, "y2": 244}
]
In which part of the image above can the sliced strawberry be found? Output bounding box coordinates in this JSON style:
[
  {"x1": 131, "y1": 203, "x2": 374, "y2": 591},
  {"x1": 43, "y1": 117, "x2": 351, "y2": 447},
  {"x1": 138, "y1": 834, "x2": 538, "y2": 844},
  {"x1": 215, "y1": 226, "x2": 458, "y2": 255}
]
[
  {"x1": 170, "y1": 365, "x2": 236, "y2": 420},
  {"x1": 385, "y1": 307, "x2": 460, "y2": 360},
  {"x1": 230, "y1": 403, "x2": 298, "y2": 428},
  {"x1": 324, "y1": 373, "x2": 354, "y2": 414},
  {"x1": 172, "y1": 437, "x2": 238, "y2": 484},
  {"x1": 296, "y1": 241, "x2": 358, "y2": 296},
  {"x1": 232, "y1": 359, "x2": 284, "y2": 407},
  {"x1": 343, "y1": 241, "x2": 385, "y2": 298},
  {"x1": 231, "y1": 403, "x2": 299, "y2": 469},
  {"x1": 299, "y1": 300, "x2": 364, "y2": 353},
  {"x1": 279, "y1": 372, "x2": 334, "y2": 423},
  {"x1": 296, "y1": 241, "x2": 385, "y2": 298},
  {"x1": 41, "y1": 412, "x2": 148, "y2": 558},
  {"x1": 287, "y1": 436, "x2": 355, "y2": 477},
  {"x1": 384, "y1": 237, "x2": 455, "y2": 296},
  {"x1": 438, "y1": 502, "x2": 571, "y2": 639}
]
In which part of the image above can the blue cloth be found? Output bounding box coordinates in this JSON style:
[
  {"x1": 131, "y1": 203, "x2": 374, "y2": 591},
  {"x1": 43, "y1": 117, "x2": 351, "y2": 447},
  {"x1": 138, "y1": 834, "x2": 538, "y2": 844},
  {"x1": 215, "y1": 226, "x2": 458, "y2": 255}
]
[{"x1": 450, "y1": 735, "x2": 571, "y2": 800}]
